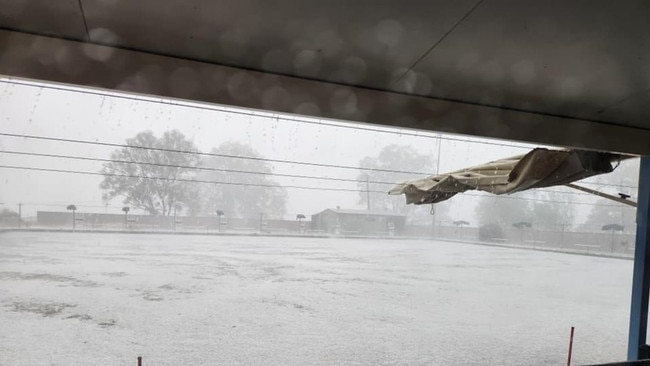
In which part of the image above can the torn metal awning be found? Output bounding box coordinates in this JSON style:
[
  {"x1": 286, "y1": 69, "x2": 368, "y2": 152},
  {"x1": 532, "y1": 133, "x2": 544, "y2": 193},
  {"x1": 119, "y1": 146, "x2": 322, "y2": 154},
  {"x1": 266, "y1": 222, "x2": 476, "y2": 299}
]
[{"x1": 389, "y1": 148, "x2": 636, "y2": 206}]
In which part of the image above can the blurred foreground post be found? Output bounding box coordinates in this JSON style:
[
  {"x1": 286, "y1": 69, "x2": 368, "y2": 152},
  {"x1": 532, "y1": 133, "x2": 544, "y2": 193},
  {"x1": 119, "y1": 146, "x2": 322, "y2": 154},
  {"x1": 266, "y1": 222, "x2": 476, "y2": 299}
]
[
  {"x1": 567, "y1": 326, "x2": 574, "y2": 366},
  {"x1": 628, "y1": 156, "x2": 650, "y2": 360}
]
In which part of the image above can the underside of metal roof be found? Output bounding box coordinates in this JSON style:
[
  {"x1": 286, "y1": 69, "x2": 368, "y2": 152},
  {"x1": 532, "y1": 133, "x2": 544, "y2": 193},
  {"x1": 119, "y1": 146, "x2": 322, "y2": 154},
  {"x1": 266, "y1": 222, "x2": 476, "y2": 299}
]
[{"x1": 1, "y1": 0, "x2": 649, "y2": 153}]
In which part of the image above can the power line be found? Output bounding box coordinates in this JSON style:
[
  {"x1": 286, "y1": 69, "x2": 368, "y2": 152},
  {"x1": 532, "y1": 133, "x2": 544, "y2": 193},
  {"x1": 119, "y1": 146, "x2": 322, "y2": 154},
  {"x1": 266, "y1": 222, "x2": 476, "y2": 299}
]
[
  {"x1": 0, "y1": 164, "x2": 388, "y2": 194},
  {"x1": 0, "y1": 150, "x2": 397, "y2": 186},
  {"x1": 575, "y1": 180, "x2": 637, "y2": 190},
  {"x1": 1, "y1": 80, "x2": 640, "y2": 192},
  {"x1": 0, "y1": 150, "x2": 610, "y2": 199},
  {"x1": 0, "y1": 150, "x2": 624, "y2": 199},
  {"x1": 512, "y1": 187, "x2": 607, "y2": 199},
  {"x1": 0, "y1": 78, "x2": 535, "y2": 150},
  {"x1": 0, "y1": 132, "x2": 637, "y2": 193},
  {"x1": 0, "y1": 164, "x2": 625, "y2": 208},
  {"x1": 0, "y1": 132, "x2": 435, "y2": 176},
  {"x1": 13, "y1": 202, "x2": 118, "y2": 209}
]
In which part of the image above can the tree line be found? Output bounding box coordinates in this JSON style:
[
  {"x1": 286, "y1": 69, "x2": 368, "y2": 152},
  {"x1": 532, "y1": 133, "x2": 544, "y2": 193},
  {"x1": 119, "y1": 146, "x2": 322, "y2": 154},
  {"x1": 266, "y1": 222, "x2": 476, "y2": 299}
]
[
  {"x1": 100, "y1": 129, "x2": 634, "y2": 228},
  {"x1": 474, "y1": 159, "x2": 640, "y2": 234},
  {"x1": 99, "y1": 131, "x2": 443, "y2": 222},
  {"x1": 100, "y1": 130, "x2": 287, "y2": 218}
]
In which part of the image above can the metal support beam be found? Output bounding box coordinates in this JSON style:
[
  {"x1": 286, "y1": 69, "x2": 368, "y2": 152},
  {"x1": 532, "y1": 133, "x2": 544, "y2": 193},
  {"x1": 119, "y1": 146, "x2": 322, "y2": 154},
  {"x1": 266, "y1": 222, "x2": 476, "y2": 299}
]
[
  {"x1": 628, "y1": 156, "x2": 650, "y2": 360},
  {"x1": 566, "y1": 183, "x2": 637, "y2": 208}
]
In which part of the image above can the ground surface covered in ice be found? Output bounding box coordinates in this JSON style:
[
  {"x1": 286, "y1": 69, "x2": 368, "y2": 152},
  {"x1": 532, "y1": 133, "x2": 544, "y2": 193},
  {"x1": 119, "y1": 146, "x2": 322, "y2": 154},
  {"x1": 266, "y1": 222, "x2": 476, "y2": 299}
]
[{"x1": 0, "y1": 232, "x2": 633, "y2": 365}]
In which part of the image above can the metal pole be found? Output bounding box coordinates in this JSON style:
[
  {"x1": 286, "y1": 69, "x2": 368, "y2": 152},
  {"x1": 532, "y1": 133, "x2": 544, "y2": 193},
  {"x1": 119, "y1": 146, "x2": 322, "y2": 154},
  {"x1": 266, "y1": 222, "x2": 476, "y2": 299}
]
[
  {"x1": 622, "y1": 177, "x2": 627, "y2": 230},
  {"x1": 18, "y1": 203, "x2": 22, "y2": 229},
  {"x1": 566, "y1": 183, "x2": 637, "y2": 207},
  {"x1": 260, "y1": 212, "x2": 264, "y2": 233},
  {"x1": 431, "y1": 134, "x2": 442, "y2": 237},
  {"x1": 628, "y1": 156, "x2": 650, "y2": 360},
  {"x1": 436, "y1": 133, "x2": 442, "y2": 174},
  {"x1": 366, "y1": 175, "x2": 370, "y2": 211},
  {"x1": 430, "y1": 204, "x2": 436, "y2": 238},
  {"x1": 567, "y1": 326, "x2": 575, "y2": 366}
]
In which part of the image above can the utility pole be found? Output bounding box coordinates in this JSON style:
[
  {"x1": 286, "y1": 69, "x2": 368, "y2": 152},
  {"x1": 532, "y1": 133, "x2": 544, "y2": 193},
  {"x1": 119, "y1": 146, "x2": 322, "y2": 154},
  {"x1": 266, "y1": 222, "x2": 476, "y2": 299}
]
[
  {"x1": 436, "y1": 134, "x2": 442, "y2": 175},
  {"x1": 18, "y1": 203, "x2": 22, "y2": 229},
  {"x1": 432, "y1": 135, "x2": 442, "y2": 238},
  {"x1": 621, "y1": 177, "x2": 626, "y2": 233},
  {"x1": 366, "y1": 175, "x2": 370, "y2": 211}
]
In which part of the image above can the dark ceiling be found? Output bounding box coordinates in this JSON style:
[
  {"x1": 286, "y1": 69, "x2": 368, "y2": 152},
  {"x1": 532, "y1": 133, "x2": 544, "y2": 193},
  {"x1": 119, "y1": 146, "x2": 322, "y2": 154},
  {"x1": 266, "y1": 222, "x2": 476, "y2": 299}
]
[{"x1": 1, "y1": 0, "x2": 649, "y2": 153}]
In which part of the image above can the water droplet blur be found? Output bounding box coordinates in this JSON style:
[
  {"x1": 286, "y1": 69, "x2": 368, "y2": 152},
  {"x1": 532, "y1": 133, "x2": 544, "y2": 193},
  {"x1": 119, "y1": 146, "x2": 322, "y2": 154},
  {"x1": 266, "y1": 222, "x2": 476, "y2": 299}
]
[
  {"x1": 481, "y1": 61, "x2": 503, "y2": 83},
  {"x1": 330, "y1": 89, "x2": 357, "y2": 116},
  {"x1": 219, "y1": 29, "x2": 249, "y2": 59},
  {"x1": 88, "y1": 28, "x2": 120, "y2": 45},
  {"x1": 261, "y1": 49, "x2": 292, "y2": 74},
  {"x1": 375, "y1": 19, "x2": 402, "y2": 48},
  {"x1": 293, "y1": 50, "x2": 321, "y2": 77},
  {"x1": 262, "y1": 86, "x2": 290, "y2": 110},
  {"x1": 332, "y1": 57, "x2": 367, "y2": 84},
  {"x1": 227, "y1": 72, "x2": 257, "y2": 101},
  {"x1": 82, "y1": 43, "x2": 115, "y2": 63},
  {"x1": 293, "y1": 102, "x2": 320, "y2": 116},
  {"x1": 169, "y1": 67, "x2": 200, "y2": 97},
  {"x1": 511, "y1": 60, "x2": 536, "y2": 85},
  {"x1": 558, "y1": 77, "x2": 583, "y2": 98}
]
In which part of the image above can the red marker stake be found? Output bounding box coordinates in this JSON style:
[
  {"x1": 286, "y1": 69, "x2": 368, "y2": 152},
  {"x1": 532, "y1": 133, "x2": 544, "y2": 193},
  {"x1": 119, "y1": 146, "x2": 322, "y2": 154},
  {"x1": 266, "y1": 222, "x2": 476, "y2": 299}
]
[{"x1": 567, "y1": 326, "x2": 575, "y2": 366}]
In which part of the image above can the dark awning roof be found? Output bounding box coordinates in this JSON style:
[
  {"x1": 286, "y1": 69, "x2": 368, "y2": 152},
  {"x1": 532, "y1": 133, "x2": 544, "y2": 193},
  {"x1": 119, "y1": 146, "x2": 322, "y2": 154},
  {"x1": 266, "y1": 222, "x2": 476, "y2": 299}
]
[{"x1": 2, "y1": 2, "x2": 650, "y2": 154}]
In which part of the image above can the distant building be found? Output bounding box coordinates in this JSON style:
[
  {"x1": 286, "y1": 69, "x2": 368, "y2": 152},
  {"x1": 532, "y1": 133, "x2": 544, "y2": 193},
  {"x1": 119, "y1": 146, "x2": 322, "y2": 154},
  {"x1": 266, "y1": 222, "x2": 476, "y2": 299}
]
[
  {"x1": 311, "y1": 208, "x2": 406, "y2": 236},
  {"x1": 35, "y1": 211, "x2": 311, "y2": 233}
]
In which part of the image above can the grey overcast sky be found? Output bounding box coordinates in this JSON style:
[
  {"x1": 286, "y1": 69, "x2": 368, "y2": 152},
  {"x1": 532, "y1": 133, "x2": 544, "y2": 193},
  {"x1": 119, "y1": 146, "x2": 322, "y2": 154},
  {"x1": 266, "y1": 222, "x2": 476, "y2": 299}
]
[{"x1": 0, "y1": 77, "x2": 636, "y2": 223}]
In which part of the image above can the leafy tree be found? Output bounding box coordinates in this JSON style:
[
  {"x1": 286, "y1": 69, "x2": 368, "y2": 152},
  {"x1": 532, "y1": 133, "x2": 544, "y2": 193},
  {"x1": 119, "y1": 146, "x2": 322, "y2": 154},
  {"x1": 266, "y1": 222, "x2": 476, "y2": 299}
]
[
  {"x1": 475, "y1": 189, "x2": 575, "y2": 231},
  {"x1": 475, "y1": 195, "x2": 532, "y2": 227},
  {"x1": 581, "y1": 160, "x2": 639, "y2": 233},
  {"x1": 528, "y1": 190, "x2": 575, "y2": 230},
  {"x1": 100, "y1": 130, "x2": 200, "y2": 216},
  {"x1": 478, "y1": 223, "x2": 504, "y2": 242},
  {"x1": 196, "y1": 141, "x2": 287, "y2": 218},
  {"x1": 357, "y1": 144, "x2": 448, "y2": 223},
  {"x1": 0, "y1": 208, "x2": 19, "y2": 227}
]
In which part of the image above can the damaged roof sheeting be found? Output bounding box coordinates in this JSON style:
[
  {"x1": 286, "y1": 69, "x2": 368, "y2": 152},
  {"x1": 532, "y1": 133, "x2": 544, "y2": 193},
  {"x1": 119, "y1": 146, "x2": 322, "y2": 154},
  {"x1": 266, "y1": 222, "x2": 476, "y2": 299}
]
[{"x1": 389, "y1": 148, "x2": 628, "y2": 205}]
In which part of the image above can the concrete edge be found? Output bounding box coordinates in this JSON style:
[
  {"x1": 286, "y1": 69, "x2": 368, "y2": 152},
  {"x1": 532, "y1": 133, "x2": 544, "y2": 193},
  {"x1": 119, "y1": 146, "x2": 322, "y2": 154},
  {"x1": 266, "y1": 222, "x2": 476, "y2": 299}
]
[{"x1": 0, "y1": 228, "x2": 633, "y2": 260}]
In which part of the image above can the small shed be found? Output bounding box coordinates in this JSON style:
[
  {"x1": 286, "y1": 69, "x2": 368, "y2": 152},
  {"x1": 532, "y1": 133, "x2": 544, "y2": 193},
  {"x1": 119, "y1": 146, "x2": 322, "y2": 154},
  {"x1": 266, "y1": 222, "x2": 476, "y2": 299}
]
[{"x1": 311, "y1": 208, "x2": 406, "y2": 236}]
